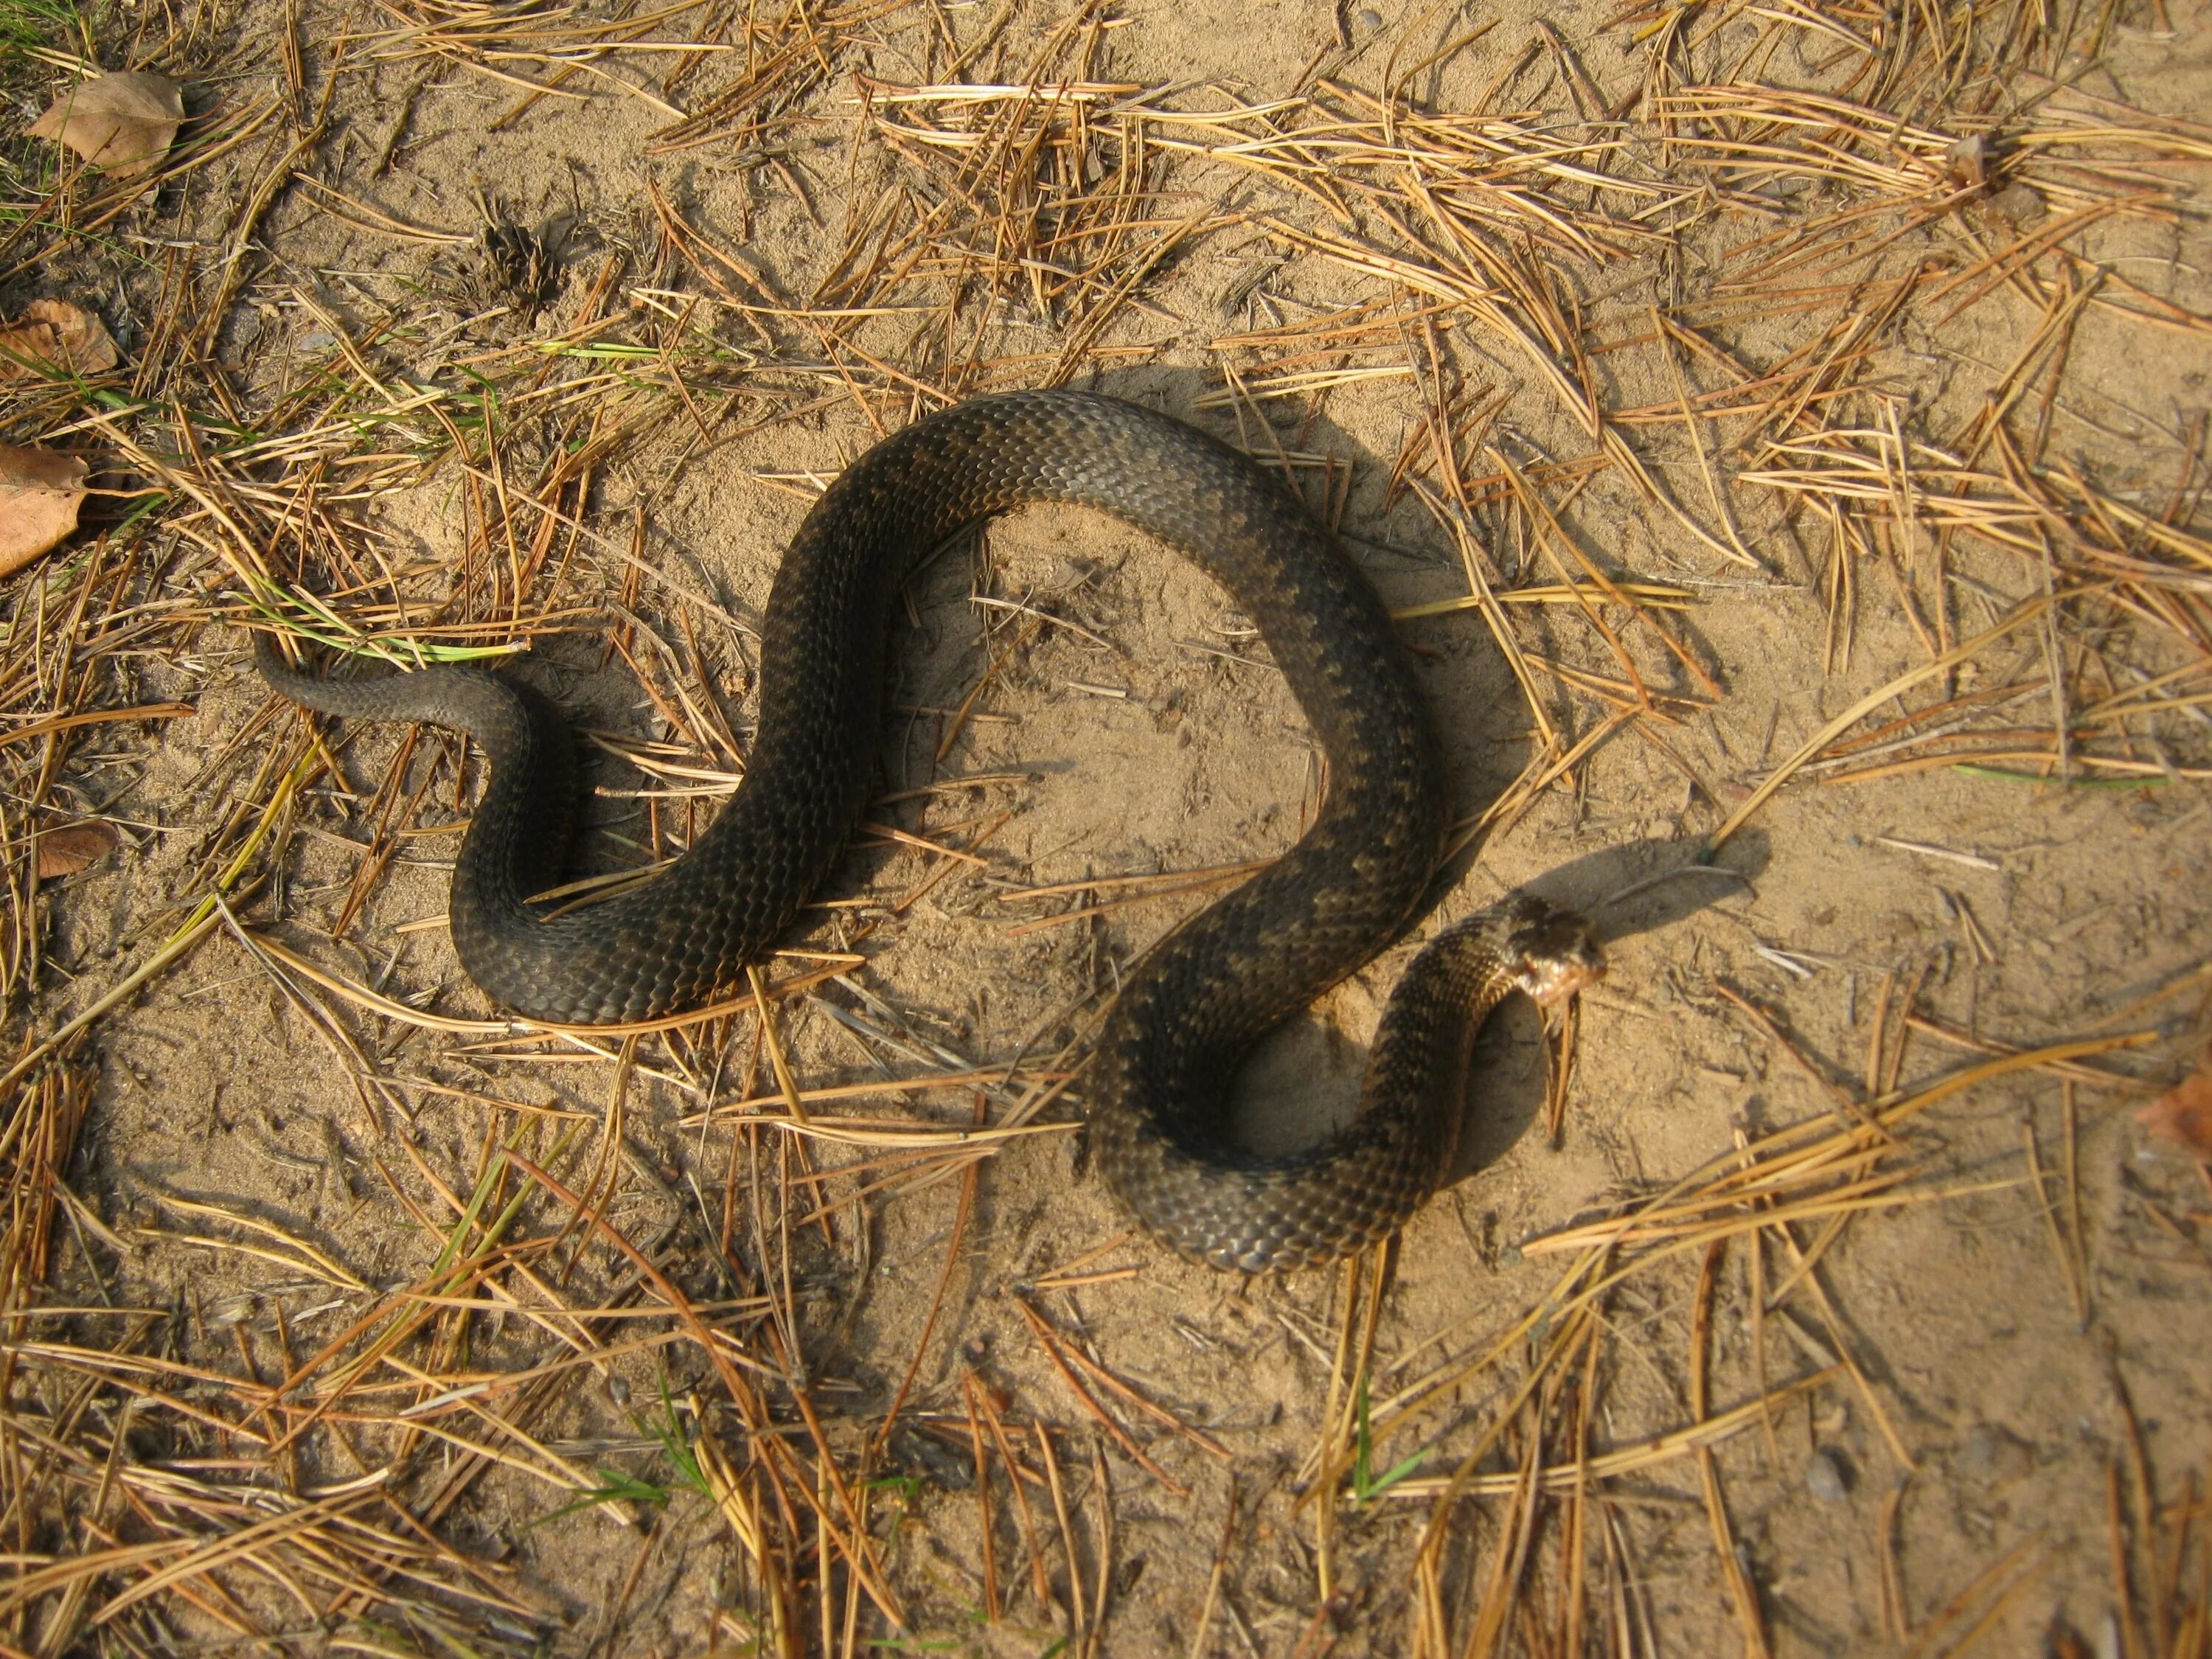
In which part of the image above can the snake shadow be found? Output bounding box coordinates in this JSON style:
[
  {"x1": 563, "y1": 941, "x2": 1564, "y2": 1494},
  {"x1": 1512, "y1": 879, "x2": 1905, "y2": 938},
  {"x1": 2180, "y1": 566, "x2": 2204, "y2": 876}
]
[
  {"x1": 569, "y1": 365, "x2": 1763, "y2": 1205},
  {"x1": 1053, "y1": 364, "x2": 1768, "y2": 1189}
]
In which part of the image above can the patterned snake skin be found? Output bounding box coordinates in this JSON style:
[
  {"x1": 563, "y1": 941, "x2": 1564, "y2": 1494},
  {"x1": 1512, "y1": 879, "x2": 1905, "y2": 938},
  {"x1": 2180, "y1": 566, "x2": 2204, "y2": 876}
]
[{"x1": 257, "y1": 389, "x2": 1603, "y2": 1272}]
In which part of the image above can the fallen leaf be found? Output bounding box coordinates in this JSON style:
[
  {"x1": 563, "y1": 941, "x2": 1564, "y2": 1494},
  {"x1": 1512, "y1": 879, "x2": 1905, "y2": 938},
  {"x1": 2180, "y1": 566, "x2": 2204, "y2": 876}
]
[
  {"x1": 0, "y1": 299, "x2": 119, "y2": 380},
  {"x1": 2140, "y1": 1051, "x2": 2212, "y2": 1159},
  {"x1": 35, "y1": 820, "x2": 116, "y2": 880},
  {"x1": 26, "y1": 71, "x2": 184, "y2": 178},
  {"x1": 0, "y1": 442, "x2": 88, "y2": 577}
]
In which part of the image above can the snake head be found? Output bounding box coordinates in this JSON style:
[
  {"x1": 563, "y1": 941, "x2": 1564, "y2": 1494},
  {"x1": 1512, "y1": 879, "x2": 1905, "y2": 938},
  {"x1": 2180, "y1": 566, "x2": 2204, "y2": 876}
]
[{"x1": 1499, "y1": 897, "x2": 1607, "y2": 1008}]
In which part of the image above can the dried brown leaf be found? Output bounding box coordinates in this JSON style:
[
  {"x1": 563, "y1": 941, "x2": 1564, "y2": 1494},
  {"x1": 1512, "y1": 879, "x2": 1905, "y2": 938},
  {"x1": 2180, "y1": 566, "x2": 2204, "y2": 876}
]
[
  {"x1": 0, "y1": 442, "x2": 88, "y2": 576},
  {"x1": 0, "y1": 299, "x2": 120, "y2": 380},
  {"x1": 25, "y1": 72, "x2": 184, "y2": 178},
  {"x1": 36, "y1": 821, "x2": 116, "y2": 880},
  {"x1": 2138, "y1": 1051, "x2": 2212, "y2": 1158}
]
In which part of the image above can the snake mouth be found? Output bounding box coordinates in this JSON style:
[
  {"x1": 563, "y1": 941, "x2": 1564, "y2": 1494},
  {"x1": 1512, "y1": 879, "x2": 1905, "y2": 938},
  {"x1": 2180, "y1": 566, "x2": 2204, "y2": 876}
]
[
  {"x1": 1519, "y1": 944, "x2": 1607, "y2": 1008},
  {"x1": 1503, "y1": 902, "x2": 1608, "y2": 1008}
]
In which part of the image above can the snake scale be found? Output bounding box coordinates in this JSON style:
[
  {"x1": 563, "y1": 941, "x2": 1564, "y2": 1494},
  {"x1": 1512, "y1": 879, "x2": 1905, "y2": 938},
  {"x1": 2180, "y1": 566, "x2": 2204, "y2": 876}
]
[{"x1": 257, "y1": 389, "x2": 1604, "y2": 1273}]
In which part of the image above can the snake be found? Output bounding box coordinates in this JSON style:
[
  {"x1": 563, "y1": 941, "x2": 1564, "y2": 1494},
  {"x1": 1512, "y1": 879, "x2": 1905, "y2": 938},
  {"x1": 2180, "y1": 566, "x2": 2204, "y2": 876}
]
[{"x1": 256, "y1": 389, "x2": 1604, "y2": 1273}]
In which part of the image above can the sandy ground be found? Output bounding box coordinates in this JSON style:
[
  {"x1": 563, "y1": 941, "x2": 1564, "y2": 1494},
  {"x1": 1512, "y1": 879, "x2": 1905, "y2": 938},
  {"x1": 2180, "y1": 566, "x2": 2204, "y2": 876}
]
[{"x1": 6, "y1": 0, "x2": 2212, "y2": 1654}]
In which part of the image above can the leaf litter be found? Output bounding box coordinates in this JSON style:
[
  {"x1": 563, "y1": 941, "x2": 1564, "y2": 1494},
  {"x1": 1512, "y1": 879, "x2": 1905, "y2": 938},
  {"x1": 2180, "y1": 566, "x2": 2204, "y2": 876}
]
[
  {"x1": 0, "y1": 440, "x2": 86, "y2": 575},
  {"x1": 24, "y1": 69, "x2": 184, "y2": 178},
  {"x1": 0, "y1": 299, "x2": 119, "y2": 380}
]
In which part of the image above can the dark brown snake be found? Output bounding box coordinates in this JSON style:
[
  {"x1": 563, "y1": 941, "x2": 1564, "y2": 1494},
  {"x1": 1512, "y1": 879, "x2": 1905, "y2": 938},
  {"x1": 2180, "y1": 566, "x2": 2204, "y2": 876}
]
[{"x1": 257, "y1": 389, "x2": 1604, "y2": 1273}]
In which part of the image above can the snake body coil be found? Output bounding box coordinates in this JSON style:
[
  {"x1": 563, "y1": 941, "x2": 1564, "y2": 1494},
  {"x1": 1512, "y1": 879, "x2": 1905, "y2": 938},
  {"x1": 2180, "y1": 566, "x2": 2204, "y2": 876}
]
[{"x1": 258, "y1": 389, "x2": 1601, "y2": 1272}]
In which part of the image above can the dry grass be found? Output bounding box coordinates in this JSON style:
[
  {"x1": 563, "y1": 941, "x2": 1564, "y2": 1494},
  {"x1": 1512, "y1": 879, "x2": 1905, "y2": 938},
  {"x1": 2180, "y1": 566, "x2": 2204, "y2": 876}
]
[{"x1": 0, "y1": 0, "x2": 2205, "y2": 1651}]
